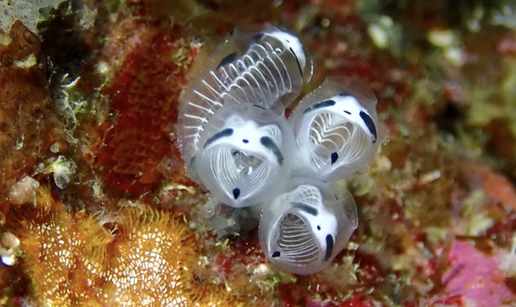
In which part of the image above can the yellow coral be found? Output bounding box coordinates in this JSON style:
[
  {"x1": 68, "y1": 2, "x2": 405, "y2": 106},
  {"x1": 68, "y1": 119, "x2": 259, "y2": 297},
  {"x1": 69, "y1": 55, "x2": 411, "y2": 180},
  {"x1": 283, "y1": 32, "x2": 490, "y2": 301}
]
[
  {"x1": 9, "y1": 187, "x2": 242, "y2": 306},
  {"x1": 98, "y1": 207, "x2": 197, "y2": 306},
  {"x1": 13, "y1": 188, "x2": 103, "y2": 306}
]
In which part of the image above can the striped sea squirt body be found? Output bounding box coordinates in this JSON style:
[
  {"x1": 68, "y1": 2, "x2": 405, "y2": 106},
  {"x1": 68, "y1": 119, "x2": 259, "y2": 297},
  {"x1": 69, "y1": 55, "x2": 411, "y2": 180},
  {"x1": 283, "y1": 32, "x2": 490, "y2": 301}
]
[
  {"x1": 195, "y1": 101, "x2": 295, "y2": 208},
  {"x1": 288, "y1": 76, "x2": 380, "y2": 181},
  {"x1": 259, "y1": 178, "x2": 358, "y2": 275},
  {"x1": 177, "y1": 26, "x2": 312, "y2": 166}
]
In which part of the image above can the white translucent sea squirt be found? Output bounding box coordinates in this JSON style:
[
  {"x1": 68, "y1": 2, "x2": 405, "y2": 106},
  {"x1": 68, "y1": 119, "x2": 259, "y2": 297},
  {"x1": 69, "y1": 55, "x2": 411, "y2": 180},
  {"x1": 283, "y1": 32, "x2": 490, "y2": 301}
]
[
  {"x1": 177, "y1": 26, "x2": 312, "y2": 166},
  {"x1": 259, "y1": 178, "x2": 358, "y2": 275},
  {"x1": 289, "y1": 76, "x2": 380, "y2": 181},
  {"x1": 194, "y1": 98, "x2": 295, "y2": 208}
]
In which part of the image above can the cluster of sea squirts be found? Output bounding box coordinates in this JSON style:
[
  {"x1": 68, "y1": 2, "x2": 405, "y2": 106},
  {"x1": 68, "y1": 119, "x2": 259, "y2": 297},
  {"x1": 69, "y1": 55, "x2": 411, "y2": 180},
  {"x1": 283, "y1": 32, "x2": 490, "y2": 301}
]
[{"x1": 176, "y1": 26, "x2": 380, "y2": 275}]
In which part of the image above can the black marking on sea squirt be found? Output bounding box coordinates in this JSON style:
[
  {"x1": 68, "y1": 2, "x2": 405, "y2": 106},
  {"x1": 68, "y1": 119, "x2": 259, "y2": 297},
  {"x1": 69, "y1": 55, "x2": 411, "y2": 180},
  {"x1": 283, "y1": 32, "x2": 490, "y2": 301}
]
[
  {"x1": 324, "y1": 234, "x2": 334, "y2": 261},
  {"x1": 232, "y1": 188, "x2": 241, "y2": 200},
  {"x1": 272, "y1": 251, "x2": 281, "y2": 258},
  {"x1": 253, "y1": 32, "x2": 265, "y2": 41},
  {"x1": 260, "y1": 136, "x2": 284, "y2": 165},
  {"x1": 331, "y1": 152, "x2": 338, "y2": 165},
  {"x1": 338, "y1": 92, "x2": 350, "y2": 97},
  {"x1": 291, "y1": 202, "x2": 318, "y2": 216},
  {"x1": 289, "y1": 47, "x2": 303, "y2": 76},
  {"x1": 216, "y1": 52, "x2": 238, "y2": 70},
  {"x1": 303, "y1": 100, "x2": 336, "y2": 114},
  {"x1": 189, "y1": 156, "x2": 196, "y2": 168},
  {"x1": 359, "y1": 111, "x2": 377, "y2": 143},
  {"x1": 282, "y1": 68, "x2": 289, "y2": 81},
  {"x1": 203, "y1": 128, "x2": 234, "y2": 148}
]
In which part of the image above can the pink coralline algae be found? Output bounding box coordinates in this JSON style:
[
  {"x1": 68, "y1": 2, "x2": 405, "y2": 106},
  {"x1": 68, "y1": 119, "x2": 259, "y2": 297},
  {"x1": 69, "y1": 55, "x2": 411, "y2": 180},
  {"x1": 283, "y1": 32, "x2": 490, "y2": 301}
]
[{"x1": 440, "y1": 240, "x2": 516, "y2": 306}]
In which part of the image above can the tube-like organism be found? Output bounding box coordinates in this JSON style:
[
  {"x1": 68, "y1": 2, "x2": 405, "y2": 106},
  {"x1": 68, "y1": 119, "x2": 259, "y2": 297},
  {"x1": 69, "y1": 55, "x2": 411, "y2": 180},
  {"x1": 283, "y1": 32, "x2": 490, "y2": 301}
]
[
  {"x1": 177, "y1": 26, "x2": 312, "y2": 166},
  {"x1": 289, "y1": 77, "x2": 380, "y2": 181},
  {"x1": 259, "y1": 178, "x2": 358, "y2": 275},
  {"x1": 194, "y1": 98, "x2": 295, "y2": 208}
]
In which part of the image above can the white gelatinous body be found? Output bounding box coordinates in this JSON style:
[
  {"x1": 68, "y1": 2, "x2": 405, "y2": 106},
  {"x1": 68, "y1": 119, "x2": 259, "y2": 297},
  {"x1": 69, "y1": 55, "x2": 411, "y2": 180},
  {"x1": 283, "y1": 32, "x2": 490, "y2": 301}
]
[
  {"x1": 177, "y1": 26, "x2": 312, "y2": 165},
  {"x1": 173, "y1": 25, "x2": 381, "y2": 275},
  {"x1": 195, "y1": 101, "x2": 295, "y2": 208},
  {"x1": 259, "y1": 178, "x2": 358, "y2": 275},
  {"x1": 289, "y1": 77, "x2": 380, "y2": 181}
]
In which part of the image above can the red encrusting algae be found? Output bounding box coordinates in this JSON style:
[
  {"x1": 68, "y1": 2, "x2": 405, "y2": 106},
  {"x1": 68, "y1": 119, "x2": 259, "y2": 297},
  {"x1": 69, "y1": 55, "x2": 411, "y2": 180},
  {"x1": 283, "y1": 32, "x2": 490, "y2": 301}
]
[{"x1": 92, "y1": 4, "x2": 197, "y2": 197}]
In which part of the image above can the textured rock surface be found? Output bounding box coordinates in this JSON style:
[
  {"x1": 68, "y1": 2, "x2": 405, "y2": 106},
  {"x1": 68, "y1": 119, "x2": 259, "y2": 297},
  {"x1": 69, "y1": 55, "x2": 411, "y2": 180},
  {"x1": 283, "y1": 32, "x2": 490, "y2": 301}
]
[{"x1": 0, "y1": 0, "x2": 515, "y2": 306}]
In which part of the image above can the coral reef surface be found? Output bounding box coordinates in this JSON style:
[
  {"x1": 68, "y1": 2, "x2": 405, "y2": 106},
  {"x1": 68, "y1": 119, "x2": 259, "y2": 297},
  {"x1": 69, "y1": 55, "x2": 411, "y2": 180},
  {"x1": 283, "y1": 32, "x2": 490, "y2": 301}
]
[{"x1": 0, "y1": 0, "x2": 515, "y2": 306}]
